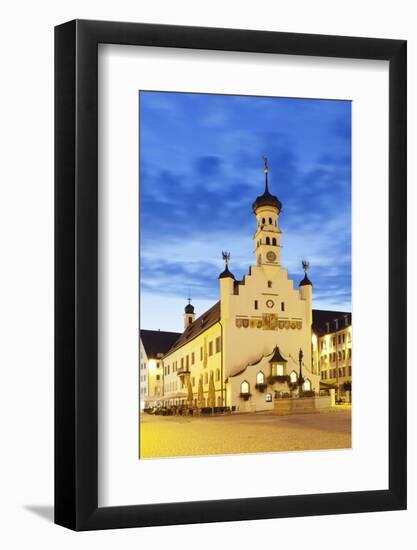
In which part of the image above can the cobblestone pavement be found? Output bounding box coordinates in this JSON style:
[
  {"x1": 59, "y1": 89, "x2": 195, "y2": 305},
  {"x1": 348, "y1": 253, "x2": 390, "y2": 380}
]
[{"x1": 139, "y1": 408, "x2": 351, "y2": 458}]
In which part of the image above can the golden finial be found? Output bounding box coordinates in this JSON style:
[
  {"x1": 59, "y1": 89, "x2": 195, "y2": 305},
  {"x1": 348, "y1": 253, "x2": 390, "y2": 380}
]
[{"x1": 262, "y1": 155, "x2": 268, "y2": 174}]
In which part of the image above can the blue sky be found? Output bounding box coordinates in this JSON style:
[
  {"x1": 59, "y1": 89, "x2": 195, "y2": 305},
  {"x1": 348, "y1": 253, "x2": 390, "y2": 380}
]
[{"x1": 139, "y1": 92, "x2": 351, "y2": 332}]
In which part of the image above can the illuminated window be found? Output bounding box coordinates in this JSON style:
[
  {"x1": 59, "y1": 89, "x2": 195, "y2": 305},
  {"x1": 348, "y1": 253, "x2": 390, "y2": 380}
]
[
  {"x1": 290, "y1": 371, "x2": 297, "y2": 383},
  {"x1": 266, "y1": 393, "x2": 272, "y2": 402},
  {"x1": 256, "y1": 371, "x2": 265, "y2": 385},
  {"x1": 303, "y1": 379, "x2": 311, "y2": 391},
  {"x1": 240, "y1": 380, "x2": 250, "y2": 394}
]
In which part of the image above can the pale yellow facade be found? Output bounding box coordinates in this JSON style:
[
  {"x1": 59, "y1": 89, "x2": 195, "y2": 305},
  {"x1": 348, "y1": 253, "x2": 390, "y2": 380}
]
[{"x1": 146, "y1": 167, "x2": 322, "y2": 412}]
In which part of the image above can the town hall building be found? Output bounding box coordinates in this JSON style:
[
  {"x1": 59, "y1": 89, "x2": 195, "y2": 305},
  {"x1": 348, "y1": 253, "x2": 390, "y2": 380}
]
[{"x1": 140, "y1": 161, "x2": 351, "y2": 412}]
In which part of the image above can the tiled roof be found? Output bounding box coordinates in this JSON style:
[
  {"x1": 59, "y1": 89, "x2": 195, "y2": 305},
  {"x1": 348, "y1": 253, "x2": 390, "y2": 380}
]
[
  {"x1": 140, "y1": 329, "x2": 181, "y2": 359},
  {"x1": 164, "y1": 301, "x2": 221, "y2": 358},
  {"x1": 312, "y1": 309, "x2": 352, "y2": 335}
]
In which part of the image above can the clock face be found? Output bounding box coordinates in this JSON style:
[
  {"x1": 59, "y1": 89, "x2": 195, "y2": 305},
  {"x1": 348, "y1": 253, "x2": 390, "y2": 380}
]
[
  {"x1": 266, "y1": 299, "x2": 274, "y2": 309},
  {"x1": 266, "y1": 251, "x2": 276, "y2": 262}
]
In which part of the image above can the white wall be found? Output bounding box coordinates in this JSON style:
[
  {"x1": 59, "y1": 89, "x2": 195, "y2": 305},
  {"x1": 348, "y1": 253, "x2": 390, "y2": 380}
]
[{"x1": 0, "y1": 1, "x2": 415, "y2": 549}]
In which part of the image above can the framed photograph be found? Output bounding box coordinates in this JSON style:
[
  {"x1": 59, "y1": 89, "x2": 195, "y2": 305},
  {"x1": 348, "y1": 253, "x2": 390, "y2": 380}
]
[{"x1": 55, "y1": 20, "x2": 406, "y2": 530}]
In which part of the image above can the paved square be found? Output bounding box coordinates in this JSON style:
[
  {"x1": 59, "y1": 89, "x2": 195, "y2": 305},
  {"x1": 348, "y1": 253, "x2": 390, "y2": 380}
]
[{"x1": 140, "y1": 408, "x2": 351, "y2": 458}]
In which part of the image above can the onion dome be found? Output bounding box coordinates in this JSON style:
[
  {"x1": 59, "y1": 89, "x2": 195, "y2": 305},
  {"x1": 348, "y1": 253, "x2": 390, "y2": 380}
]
[
  {"x1": 299, "y1": 273, "x2": 313, "y2": 287},
  {"x1": 252, "y1": 186, "x2": 282, "y2": 213},
  {"x1": 269, "y1": 346, "x2": 287, "y2": 363},
  {"x1": 184, "y1": 302, "x2": 195, "y2": 314},
  {"x1": 218, "y1": 265, "x2": 235, "y2": 280},
  {"x1": 252, "y1": 157, "x2": 282, "y2": 212}
]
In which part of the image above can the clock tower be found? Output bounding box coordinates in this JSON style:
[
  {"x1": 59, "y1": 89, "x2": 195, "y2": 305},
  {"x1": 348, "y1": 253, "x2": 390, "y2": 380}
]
[{"x1": 252, "y1": 157, "x2": 282, "y2": 266}]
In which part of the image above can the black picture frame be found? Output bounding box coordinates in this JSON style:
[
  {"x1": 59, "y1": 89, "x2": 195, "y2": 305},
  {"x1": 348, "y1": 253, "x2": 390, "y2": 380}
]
[{"x1": 55, "y1": 19, "x2": 407, "y2": 531}]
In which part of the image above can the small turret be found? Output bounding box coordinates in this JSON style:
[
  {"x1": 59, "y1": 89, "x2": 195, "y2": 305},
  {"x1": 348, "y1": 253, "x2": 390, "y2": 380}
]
[
  {"x1": 184, "y1": 298, "x2": 195, "y2": 329},
  {"x1": 219, "y1": 251, "x2": 234, "y2": 320},
  {"x1": 299, "y1": 260, "x2": 313, "y2": 326}
]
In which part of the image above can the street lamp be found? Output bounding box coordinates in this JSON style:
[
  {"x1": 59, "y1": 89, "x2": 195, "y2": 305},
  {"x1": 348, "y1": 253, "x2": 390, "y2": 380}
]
[{"x1": 298, "y1": 348, "x2": 305, "y2": 397}]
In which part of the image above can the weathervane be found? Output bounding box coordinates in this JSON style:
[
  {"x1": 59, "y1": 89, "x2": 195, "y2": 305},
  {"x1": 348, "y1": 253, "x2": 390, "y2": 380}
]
[
  {"x1": 222, "y1": 251, "x2": 231, "y2": 266},
  {"x1": 302, "y1": 260, "x2": 310, "y2": 273},
  {"x1": 262, "y1": 155, "x2": 268, "y2": 173}
]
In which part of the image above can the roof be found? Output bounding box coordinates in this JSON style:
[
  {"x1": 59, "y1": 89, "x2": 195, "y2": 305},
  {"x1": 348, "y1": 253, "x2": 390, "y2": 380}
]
[
  {"x1": 312, "y1": 309, "x2": 352, "y2": 335},
  {"x1": 140, "y1": 329, "x2": 181, "y2": 358},
  {"x1": 252, "y1": 177, "x2": 282, "y2": 213},
  {"x1": 299, "y1": 273, "x2": 313, "y2": 286},
  {"x1": 218, "y1": 265, "x2": 235, "y2": 279},
  {"x1": 184, "y1": 303, "x2": 195, "y2": 314},
  {"x1": 269, "y1": 346, "x2": 288, "y2": 363},
  {"x1": 164, "y1": 301, "x2": 221, "y2": 358}
]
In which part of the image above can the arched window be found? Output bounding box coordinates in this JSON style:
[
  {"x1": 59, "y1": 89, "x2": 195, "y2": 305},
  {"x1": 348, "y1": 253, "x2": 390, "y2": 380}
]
[
  {"x1": 240, "y1": 380, "x2": 250, "y2": 394},
  {"x1": 303, "y1": 379, "x2": 311, "y2": 391},
  {"x1": 269, "y1": 217, "x2": 272, "y2": 224},
  {"x1": 290, "y1": 371, "x2": 298, "y2": 383},
  {"x1": 256, "y1": 371, "x2": 265, "y2": 385},
  {"x1": 262, "y1": 217, "x2": 265, "y2": 224},
  {"x1": 267, "y1": 280, "x2": 272, "y2": 288},
  {"x1": 272, "y1": 238, "x2": 277, "y2": 246},
  {"x1": 266, "y1": 237, "x2": 270, "y2": 245}
]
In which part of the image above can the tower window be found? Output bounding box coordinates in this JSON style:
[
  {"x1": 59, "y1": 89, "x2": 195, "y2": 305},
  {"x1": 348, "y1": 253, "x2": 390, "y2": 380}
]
[
  {"x1": 266, "y1": 237, "x2": 270, "y2": 245},
  {"x1": 254, "y1": 300, "x2": 258, "y2": 310},
  {"x1": 281, "y1": 302, "x2": 285, "y2": 311},
  {"x1": 262, "y1": 217, "x2": 265, "y2": 224},
  {"x1": 269, "y1": 217, "x2": 272, "y2": 224},
  {"x1": 267, "y1": 281, "x2": 272, "y2": 288},
  {"x1": 272, "y1": 238, "x2": 277, "y2": 246}
]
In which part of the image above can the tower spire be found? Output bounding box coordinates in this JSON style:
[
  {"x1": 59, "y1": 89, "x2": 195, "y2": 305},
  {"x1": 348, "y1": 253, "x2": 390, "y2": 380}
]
[{"x1": 262, "y1": 155, "x2": 269, "y2": 193}]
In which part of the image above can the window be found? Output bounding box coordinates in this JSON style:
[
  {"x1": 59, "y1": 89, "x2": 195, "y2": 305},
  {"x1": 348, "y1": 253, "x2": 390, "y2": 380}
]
[
  {"x1": 156, "y1": 375, "x2": 160, "y2": 381},
  {"x1": 181, "y1": 358, "x2": 184, "y2": 369},
  {"x1": 240, "y1": 380, "x2": 250, "y2": 394},
  {"x1": 266, "y1": 393, "x2": 272, "y2": 402},
  {"x1": 338, "y1": 334, "x2": 342, "y2": 345},
  {"x1": 268, "y1": 217, "x2": 272, "y2": 224},
  {"x1": 254, "y1": 300, "x2": 258, "y2": 310},
  {"x1": 188, "y1": 317, "x2": 193, "y2": 325},
  {"x1": 204, "y1": 372, "x2": 208, "y2": 384},
  {"x1": 215, "y1": 368, "x2": 220, "y2": 381},
  {"x1": 348, "y1": 366, "x2": 352, "y2": 376},
  {"x1": 191, "y1": 352, "x2": 195, "y2": 365},
  {"x1": 266, "y1": 237, "x2": 270, "y2": 245},
  {"x1": 200, "y1": 347, "x2": 203, "y2": 360},
  {"x1": 186, "y1": 355, "x2": 189, "y2": 368},
  {"x1": 256, "y1": 371, "x2": 265, "y2": 385},
  {"x1": 192, "y1": 376, "x2": 195, "y2": 386},
  {"x1": 281, "y1": 302, "x2": 285, "y2": 311},
  {"x1": 215, "y1": 336, "x2": 221, "y2": 353},
  {"x1": 290, "y1": 371, "x2": 297, "y2": 383},
  {"x1": 303, "y1": 379, "x2": 311, "y2": 391},
  {"x1": 272, "y1": 237, "x2": 277, "y2": 246},
  {"x1": 342, "y1": 333, "x2": 346, "y2": 343},
  {"x1": 348, "y1": 349, "x2": 352, "y2": 359},
  {"x1": 217, "y1": 396, "x2": 222, "y2": 407},
  {"x1": 208, "y1": 341, "x2": 213, "y2": 356},
  {"x1": 267, "y1": 280, "x2": 272, "y2": 288},
  {"x1": 262, "y1": 217, "x2": 265, "y2": 224}
]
